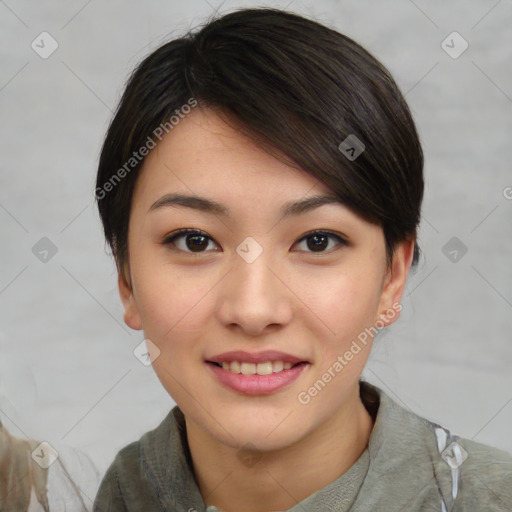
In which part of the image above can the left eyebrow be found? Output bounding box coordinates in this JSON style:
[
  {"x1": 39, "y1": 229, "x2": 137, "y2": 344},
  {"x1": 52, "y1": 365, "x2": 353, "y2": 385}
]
[{"x1": 147, "y1": 192, "x2": 344, "y2": 221}]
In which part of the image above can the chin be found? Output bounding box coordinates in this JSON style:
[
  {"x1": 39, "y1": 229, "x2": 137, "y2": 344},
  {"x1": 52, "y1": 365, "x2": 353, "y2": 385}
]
[{"x1": 223, "y1": 407, "x2": 311, "y2": 450}]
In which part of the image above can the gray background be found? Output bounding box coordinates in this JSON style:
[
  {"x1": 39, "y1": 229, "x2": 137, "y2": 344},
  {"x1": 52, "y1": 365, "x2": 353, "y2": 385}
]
[{"x1": 1, "y1": 0, "x2": 511, "y2": 495}]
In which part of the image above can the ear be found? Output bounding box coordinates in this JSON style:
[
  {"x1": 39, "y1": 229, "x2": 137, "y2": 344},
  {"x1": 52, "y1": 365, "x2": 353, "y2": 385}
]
[
  {"x1": 118, "y1": 268, "x2": 143, "y2": 331},
  {"x1": 376, "y1": 239, "x2": 415, "y2": 327}
]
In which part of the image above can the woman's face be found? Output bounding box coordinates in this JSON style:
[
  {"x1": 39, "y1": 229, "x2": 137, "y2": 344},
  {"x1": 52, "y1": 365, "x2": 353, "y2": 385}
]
[{"x1": 119, "y1": 107, "x2": 412, "y2": 452}]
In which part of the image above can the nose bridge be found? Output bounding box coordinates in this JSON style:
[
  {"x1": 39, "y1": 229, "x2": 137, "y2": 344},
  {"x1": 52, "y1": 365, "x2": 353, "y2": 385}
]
[
  {"x1": 236, "y1": 238, "x2": 274, "y2": 291},
  {"x1": 234, "y1": 234, "x2": 278, "y2": 299},
  {"x1": 218, "y1": 235, "x2": 291, "y2": 334}
]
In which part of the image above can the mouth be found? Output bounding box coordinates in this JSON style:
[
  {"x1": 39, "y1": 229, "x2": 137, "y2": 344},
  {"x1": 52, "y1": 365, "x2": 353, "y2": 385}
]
[{"x1": 205, "y1": 350, "x2": 310, "y2": 395}]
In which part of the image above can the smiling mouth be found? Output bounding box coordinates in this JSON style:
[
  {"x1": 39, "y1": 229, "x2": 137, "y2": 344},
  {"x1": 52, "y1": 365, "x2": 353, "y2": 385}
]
[{"x1": 207, "y1": 360, "x2": 307, "y2": 375}]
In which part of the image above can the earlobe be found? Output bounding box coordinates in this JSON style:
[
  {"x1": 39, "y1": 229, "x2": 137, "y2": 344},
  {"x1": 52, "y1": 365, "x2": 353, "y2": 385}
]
[
  {"x1": 377, "y1": 240, "x2": 415, "y2": 327},
  {"x1": 118, "y1": 271, "x2": 143, "y2": 331}
]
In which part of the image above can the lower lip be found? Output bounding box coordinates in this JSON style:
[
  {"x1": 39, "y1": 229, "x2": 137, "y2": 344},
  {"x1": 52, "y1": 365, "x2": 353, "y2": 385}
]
[{"x1": 206, "y1": 362, "x2": 309, "y2": 395}]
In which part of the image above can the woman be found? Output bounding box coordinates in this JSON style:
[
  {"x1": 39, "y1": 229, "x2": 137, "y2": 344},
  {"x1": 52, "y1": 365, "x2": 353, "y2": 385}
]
[{"x1": 93, "y1": 7, "x2": 512, "y2": 511}]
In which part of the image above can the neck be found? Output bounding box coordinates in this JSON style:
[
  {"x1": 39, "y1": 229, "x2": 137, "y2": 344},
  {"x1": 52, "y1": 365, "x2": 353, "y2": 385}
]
[{"x1": 185, "y1": 387, "x2": 374, "y2": 512}]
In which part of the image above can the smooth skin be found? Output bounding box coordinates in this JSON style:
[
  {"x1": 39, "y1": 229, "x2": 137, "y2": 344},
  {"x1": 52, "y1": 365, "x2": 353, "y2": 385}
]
[{"x1": 118, "y1": 107, "x2": 415, "y2": 512}]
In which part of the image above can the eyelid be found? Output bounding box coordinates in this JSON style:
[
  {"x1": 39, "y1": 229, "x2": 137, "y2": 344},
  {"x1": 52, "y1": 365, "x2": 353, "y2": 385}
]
[
  {"x1": 293, "y1": 230, "x2": 348, "y2": 255},
  {"x1": 162, "y1": 228, "x2": 221, "y2": 253},
  {"x1": 296, "y1": 229, "x2": 348, "y2": 245},
  {"x1": 162, "y1": 228, "x2": 348, "y2": 254}
]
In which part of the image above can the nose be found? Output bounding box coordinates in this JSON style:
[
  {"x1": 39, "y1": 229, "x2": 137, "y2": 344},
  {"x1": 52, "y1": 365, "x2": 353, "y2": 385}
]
[{"x1": 216, "y1": 243, "x2": 293, "y2": 337}]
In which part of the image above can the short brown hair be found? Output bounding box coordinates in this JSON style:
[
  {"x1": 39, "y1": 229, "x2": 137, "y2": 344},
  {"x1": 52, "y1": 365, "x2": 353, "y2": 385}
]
[{"x1": 95, "y1": 7, "x2": 424, "y2": 277}]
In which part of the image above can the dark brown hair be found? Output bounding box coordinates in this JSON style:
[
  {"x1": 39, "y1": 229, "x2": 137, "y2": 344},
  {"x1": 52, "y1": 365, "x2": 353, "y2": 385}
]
[{"x1": 95, "y1": 7, "x2": 424, "y2": 279}]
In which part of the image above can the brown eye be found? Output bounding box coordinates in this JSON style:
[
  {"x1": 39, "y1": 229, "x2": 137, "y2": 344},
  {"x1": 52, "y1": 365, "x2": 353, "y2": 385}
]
[
  {"x1": 163, "y1": 229, "x2": 219, "y2": 253},
  {"x1": 162, "y1": 229, "x2": 347, "y2": 255},
  {"x1": 294, "y1": 231, "x2": 347, "y2": 253}
]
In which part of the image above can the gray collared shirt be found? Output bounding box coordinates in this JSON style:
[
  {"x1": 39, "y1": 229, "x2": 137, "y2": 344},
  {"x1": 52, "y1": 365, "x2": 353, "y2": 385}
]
[{"x1": 93, "y1": 381, "x2": 512, "y2": 511}]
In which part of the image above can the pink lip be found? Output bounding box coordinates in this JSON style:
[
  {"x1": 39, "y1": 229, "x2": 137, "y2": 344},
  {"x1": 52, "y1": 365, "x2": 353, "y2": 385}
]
[
  {"x1": 206, "y1": 361, "x2": 309, "y2": 395},
  {"x1": 206, "y1": 350, "x2": 308, "y2": 365}
]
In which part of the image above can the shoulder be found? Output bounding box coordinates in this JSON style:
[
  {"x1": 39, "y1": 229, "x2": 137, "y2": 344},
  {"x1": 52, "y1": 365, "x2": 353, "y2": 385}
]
[
  {"x1": 450, "y1": 435, "x2": 512, "y2": 510},
  {"x1": 360, "y1": 381, "x2": 512, "y2": 510},
  {"x1": 403, "y1": 401, "x2": 512, "y2": 509},
  {"x1": 93, "y1": 409, "x2": 177, "y2": 512},
  {"x1": 405, "y1": 400, "x2": 512, "y2": 509}
]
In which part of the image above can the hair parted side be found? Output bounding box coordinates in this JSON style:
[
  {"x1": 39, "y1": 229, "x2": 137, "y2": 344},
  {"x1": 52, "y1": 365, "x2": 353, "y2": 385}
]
[{"x1": 95, "y1": 7, "x2": 424, "y2": 282}]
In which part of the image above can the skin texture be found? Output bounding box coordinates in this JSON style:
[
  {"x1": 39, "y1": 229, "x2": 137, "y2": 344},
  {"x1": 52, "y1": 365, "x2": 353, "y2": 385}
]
[{"x1": 118, "y1": 107, "x2": 414, "y2": 512}]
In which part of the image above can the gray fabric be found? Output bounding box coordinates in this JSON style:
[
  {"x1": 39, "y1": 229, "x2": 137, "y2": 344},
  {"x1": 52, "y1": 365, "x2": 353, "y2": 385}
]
[
  {"x1": 93, "y1": 381, "x2": 512, "y2": 511},
  {"x1": 204, "y1": 450, "x2": 370, "y2": 512}
]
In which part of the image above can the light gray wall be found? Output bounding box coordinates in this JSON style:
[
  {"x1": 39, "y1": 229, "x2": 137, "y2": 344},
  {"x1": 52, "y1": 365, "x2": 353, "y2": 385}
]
[{"x1": 1, "y1": 0, "x2": 511, "y2": 487}]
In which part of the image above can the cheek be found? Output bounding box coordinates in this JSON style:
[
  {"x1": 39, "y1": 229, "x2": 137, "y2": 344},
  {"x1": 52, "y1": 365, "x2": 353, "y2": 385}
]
[
  {"x1": 130, "y1": 254, "x2": 216, "y2": 344},
  {"x1": 294, "y1": 271, "x2": 380, "y2": 412},
  {"x1": 311, "y1": 267, "x2": 383, "y2": 340},
  {"x1": 131, "y1": 262, "x2": 216, "y2": 400},
  {"x1": 299, "y1": 265, "x2": 383, "y2": 387}
]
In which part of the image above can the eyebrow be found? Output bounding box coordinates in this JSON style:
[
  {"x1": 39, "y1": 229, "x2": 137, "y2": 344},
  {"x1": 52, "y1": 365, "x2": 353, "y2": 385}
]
[{"x1": 148, "y1": 192, "x2": 344, "y2": 221}]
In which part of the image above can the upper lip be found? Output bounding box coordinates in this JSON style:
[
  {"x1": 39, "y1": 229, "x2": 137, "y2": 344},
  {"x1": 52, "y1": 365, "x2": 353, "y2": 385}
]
[{"x1": 207, "y1": 350, "x2": 309, "y2": 365}]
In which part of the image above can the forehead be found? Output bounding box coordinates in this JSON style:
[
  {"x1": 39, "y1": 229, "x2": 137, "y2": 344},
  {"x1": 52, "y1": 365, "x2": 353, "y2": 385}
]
[{"x1": 132, "y1": 107, "x2": 334, "y2": 207}]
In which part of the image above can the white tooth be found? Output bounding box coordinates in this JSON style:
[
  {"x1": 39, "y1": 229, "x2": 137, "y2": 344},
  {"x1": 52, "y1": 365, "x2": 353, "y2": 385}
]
[
  {"x1": 256, "y1": 362, "x2": 273, "y2": 375},
  {"x1": 240, "y1": 362, "x2": 256, "y2": 375},
  {"x1": 272, "y1": 361, "x2": 284, "y2": 373},
  {"x1": 221, "y1": 360, "x2": 297, "y2": 374}
]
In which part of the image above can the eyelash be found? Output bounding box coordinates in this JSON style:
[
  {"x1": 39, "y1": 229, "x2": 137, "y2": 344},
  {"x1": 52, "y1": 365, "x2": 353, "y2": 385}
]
[{"x1": 161, "y1": 229, "x2": 348, "y2": 255}]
